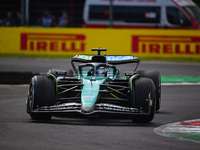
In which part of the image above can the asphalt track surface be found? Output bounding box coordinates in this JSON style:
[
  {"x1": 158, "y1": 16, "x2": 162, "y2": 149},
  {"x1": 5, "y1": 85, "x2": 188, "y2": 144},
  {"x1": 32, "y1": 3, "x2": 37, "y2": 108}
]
[
  {"x1": 1, "y1": 58, "x2": 200, "y2": 76},
  {"x1": 0, "y1": 58, "x2": 200, "y2": 150}
]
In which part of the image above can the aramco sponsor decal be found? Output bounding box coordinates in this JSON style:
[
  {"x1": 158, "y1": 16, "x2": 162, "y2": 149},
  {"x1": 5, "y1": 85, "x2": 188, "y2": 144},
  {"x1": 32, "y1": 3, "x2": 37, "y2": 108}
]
[
  {"x1": 20, "y1": 33, "x2": 86, "y2": 52},
  {"x1": 132, "y1": 35, "x2": 200, "y2": 55}
]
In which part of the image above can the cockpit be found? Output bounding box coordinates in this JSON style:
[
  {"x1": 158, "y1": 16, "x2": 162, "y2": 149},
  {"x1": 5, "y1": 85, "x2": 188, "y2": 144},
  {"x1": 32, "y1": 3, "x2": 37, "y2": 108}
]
[{"x1": 76, "y1": 63, "x2": 118, "y2": 79}]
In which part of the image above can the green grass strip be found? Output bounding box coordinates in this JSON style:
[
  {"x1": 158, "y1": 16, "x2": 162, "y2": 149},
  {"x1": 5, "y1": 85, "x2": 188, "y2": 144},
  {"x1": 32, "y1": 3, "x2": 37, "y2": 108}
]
[
  {"x1": 167, "y1": 132, "x2": 200, "y2": 143},
  {"x1": 161, "y1": 75, "x2": 200, "y2": 83},
  {"x1": 121, "y1": 75, "x2": 200, "y2": 83}
]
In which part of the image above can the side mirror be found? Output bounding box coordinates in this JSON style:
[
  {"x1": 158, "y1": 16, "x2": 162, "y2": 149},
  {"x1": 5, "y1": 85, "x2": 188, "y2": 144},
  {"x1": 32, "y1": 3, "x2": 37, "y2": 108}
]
[
  {"x1": 116, "y1": 68, "x2": 120, "y2": 76},
  {"x1": 75, "y1": 67, "x2": 80, "y2": 78}
]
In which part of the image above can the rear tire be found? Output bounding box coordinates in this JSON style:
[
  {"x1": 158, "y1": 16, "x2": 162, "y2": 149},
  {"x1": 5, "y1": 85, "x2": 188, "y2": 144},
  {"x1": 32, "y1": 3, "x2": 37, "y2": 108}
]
[
  {"x1": 131, "y1": 78, "x2": 156, "y2": 123},
  {"x1": 27, "y1": 75, "x2": 55, "y2": 120},
  {"x1": 137, "y1": 70, "x2": 161, "y2": 111}
]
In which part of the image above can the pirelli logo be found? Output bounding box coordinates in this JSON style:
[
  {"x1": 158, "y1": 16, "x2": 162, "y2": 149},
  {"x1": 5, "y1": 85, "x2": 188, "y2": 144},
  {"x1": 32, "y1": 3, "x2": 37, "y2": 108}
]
[
  {"x1": 132, "y1": 36, "x2": 200, "y2": 55},
  {"x1": 21, "y1": 33, "x2": 86, "y2": 52}
]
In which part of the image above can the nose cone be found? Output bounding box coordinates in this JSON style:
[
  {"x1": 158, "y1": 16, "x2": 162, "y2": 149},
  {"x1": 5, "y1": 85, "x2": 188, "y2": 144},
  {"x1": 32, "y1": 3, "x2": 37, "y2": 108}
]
[
  {"x1": 81, "y1": 78, "x2": 104, "y2": 113},
  {"x1": 81, "y1": 97, "x2": 95, "y2": 113}
]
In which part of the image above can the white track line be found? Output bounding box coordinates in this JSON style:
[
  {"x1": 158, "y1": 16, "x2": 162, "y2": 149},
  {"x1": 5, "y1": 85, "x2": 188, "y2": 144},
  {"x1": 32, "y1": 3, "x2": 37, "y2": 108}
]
[{"x1": 162, "y1": 82, "x2": 200, "y2": 86}]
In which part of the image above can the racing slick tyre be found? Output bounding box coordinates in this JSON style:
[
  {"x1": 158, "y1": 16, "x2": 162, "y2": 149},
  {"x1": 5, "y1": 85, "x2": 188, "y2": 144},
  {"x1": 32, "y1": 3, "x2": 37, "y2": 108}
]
[
  {"x1": 131, "y1": 78, "x2": 156, "y2": 123},
  {"x1": 27, "y1": 75, "x2": 55, "y2": 120},
  {"x1": 137, "y1": 70, "x2": 161, "y2": 111},
  {"x1": 48, "y1": 69, "x2": 74, "y2": 78}
]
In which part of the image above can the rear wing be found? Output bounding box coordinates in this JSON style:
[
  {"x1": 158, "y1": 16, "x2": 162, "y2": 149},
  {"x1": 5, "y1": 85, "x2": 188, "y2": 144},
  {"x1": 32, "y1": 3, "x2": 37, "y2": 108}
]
[{"x1": 71, "y1": 54, "x2": 140, "y2": 71}]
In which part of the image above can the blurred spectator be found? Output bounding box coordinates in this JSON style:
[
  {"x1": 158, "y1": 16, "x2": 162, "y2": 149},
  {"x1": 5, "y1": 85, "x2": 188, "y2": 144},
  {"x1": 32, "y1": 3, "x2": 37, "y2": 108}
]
[
  {"x1": 14, "y1": 11, "x2": 22, "y2": 26},
  {"x1": 38, "y1": 9, "x2": 56, "y2": 27},
  {"x1": 2, "y1": 12, "x2": 15, "y2": 26},
  {"x1": 58, "y1": 10, "x2": 70, "y2": 27}
]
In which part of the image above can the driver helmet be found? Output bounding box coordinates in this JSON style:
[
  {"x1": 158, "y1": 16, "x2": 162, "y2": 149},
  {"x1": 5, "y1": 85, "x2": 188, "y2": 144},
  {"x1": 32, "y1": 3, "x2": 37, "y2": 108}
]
[
  {"x1": 96, "y1": 67, "x2": 107, "y2": 77},
  {"x1": 87, "y1": 67, "x2": 94, "y2": 76}
]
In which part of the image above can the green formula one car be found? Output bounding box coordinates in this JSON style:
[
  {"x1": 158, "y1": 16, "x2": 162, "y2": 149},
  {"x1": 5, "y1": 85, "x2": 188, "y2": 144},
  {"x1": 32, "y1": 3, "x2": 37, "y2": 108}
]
[{"x1": 26, "y1": 48, "x2": 161, "y2": 123}]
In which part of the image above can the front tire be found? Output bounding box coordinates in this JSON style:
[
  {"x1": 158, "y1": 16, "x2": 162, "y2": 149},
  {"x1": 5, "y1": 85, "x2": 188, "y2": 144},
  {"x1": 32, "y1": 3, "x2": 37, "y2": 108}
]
[
  {"x1": 137, "y1": 70, "x2": 161, "y2": 111},
  {"x1": 27, "y1": 75, "x2": 55, "y2": 120},
  {"x1": 131, "y1": 78, "x2": 156, "y2": 123}
]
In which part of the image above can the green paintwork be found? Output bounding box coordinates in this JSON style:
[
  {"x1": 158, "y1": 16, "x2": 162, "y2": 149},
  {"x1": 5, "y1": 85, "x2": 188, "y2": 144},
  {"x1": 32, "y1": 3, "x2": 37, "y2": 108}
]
[{"x1": 81, "y1": 77, "x2": 106, "y2": 108}]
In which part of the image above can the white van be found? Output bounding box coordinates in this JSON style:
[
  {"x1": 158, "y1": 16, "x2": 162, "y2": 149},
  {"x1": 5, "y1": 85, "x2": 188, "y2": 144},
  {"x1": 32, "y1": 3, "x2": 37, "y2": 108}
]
[{"x1": 83, "y1": 0, "x2": 200, "y2": 29}]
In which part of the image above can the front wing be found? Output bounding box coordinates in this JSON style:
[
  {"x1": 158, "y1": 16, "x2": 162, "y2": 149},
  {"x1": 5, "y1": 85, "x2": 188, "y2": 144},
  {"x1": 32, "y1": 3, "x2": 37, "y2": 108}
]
[{"x1": 30, "y1": 102, "x2": 152, "y2": 117}]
